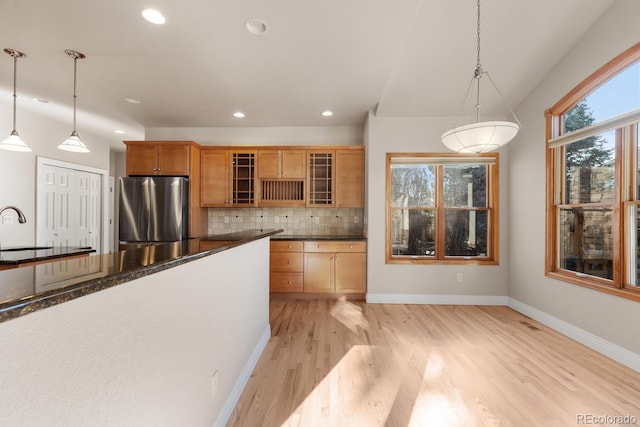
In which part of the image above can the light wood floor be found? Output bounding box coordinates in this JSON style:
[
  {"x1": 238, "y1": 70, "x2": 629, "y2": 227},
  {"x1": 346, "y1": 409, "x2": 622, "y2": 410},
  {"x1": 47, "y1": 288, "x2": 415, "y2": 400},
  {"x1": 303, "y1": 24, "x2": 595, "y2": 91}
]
[{"x1": 228, "y1": 299, "x2": 640, "y2": 426}]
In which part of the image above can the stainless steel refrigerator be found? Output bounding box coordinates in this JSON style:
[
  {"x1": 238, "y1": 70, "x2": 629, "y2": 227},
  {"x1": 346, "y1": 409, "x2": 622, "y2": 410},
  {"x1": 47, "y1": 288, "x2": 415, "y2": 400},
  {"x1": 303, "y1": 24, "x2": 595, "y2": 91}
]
[{"x1": 119, "y1": 176, "x2": 189, "y2": 242}]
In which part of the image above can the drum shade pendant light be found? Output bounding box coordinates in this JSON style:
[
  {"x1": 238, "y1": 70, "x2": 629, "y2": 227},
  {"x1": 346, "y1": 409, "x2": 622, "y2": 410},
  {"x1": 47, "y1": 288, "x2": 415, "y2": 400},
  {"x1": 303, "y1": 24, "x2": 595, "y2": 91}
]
[
  {"x1": 58, "y1": 49, "x2": 89, "y2": 153},
  {"x1": 0, "y1": 49, "x2": 31, "y2": 152},
  {"x1": 441, "y1": 0, "x2": 521, "y2": 153}
]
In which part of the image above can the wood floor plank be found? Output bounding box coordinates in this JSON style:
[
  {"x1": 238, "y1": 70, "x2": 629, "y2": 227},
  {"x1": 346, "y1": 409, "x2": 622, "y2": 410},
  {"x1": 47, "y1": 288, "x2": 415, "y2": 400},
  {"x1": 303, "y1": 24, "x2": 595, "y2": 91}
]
[{"x1": 227, "y1": 300, "x2": 640, "y2": 426}]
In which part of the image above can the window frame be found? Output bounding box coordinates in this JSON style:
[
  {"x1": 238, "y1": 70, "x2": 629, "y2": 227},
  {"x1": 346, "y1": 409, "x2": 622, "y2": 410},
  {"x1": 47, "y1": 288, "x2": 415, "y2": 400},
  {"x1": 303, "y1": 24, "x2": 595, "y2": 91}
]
[
  {"x1": 545, "y1": 42, "x2": 640, "y2": 302},
  {"x1": 386, "y1": 152, "x2": 499, "y2": 265}
]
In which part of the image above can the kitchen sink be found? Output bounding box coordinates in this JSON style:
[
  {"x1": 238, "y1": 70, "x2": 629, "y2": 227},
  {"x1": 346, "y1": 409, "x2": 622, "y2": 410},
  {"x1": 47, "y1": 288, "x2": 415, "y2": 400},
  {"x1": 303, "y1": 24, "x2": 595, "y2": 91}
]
[{"x1": 0, "y1": 246, "x2": 53, "y2": 252}]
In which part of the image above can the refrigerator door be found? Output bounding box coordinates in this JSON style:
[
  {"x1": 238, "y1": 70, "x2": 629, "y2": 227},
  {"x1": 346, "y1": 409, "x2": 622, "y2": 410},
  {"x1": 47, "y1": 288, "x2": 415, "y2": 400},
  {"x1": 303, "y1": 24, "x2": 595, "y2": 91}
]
[
  {"x1": 148, "y1": 177, "x2": 189, "y2": 241},
  {"x1": 119, "y1": 177, "x2": 151, "y2": 242}
]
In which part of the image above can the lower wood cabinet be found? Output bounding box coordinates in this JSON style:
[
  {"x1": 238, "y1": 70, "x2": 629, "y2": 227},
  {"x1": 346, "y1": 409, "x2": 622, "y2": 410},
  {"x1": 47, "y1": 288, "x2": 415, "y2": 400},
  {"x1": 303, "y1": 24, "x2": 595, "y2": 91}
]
[
  {"x1": 270, "y1": 239, "x2": 366, "y2": 295},
  {"x1": 270, "y1": 241, "x2": 304, "y2": 292}
]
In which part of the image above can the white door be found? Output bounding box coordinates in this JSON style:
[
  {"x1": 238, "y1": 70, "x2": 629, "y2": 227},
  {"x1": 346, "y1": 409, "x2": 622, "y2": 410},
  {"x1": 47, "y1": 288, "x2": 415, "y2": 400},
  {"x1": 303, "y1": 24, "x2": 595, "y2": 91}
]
[
  {"x1": 88, "y1": 173, "x2": 102, "y2": 251},
  {"x1": 38, "y1": 164, "x2": 74, "y2": 248},
  {"x1": 37, "y1": 162, "x2": 103, "y2": 254}
]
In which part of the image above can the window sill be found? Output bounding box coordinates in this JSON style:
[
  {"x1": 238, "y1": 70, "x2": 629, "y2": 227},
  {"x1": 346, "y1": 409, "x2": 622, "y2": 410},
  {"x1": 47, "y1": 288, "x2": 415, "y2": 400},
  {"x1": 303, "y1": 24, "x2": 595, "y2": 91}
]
[{"x1": 546, "y1": 270, "x2": 640, "y2": 303}]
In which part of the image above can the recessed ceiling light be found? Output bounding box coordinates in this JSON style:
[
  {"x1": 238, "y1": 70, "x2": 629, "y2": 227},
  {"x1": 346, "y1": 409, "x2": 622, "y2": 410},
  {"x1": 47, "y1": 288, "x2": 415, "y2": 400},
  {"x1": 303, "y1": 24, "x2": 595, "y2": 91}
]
[
  {"x1": 321, "y1": 110, "x2": 334, "y2": 117},
  {"x1": 142, "y1": 9, "x2": 166, "y2": 25},
  {"x1": 233, "y1": 112, "x2": 246, "y2": 118},
  {"x1": 245, "y1": 19, "x2": 267, "y2": 34},
  {"x1": 32, "y1": 97, "x2": 49, "y2": 103},
  {"x1": 125, "y1": 97, "x2": 141, "y2": 104},
  {"x1": 114, "y1": 130, "x2": 126, "y2": 135}
]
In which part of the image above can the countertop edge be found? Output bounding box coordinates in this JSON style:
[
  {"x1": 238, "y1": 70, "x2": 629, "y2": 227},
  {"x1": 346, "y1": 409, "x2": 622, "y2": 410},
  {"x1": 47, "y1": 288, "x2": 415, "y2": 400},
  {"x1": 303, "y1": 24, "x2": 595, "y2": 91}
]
[{"x1": 0, "y1": 229, "x2": 283, "y2": 324}]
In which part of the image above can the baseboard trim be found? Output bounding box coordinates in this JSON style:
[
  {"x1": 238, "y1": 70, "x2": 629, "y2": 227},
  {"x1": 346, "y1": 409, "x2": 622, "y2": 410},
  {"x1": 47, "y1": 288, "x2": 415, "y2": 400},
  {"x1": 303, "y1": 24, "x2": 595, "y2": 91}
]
[
  {"x1": 366, "y1": 293, "x2": 509, "y2": 306},
  {"x1": 212, "y1": 324, "x2": 271, "y2": 427},
  {"x1": 508, "y1": 298, "x2": 640, "y2": 373}
]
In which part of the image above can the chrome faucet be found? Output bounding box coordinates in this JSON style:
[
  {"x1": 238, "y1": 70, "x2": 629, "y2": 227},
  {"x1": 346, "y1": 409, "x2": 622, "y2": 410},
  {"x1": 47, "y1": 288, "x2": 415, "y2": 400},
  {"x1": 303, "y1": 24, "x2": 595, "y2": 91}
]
[{"x1": 0, "y1": 206, "x2": 27, "y2": 224}]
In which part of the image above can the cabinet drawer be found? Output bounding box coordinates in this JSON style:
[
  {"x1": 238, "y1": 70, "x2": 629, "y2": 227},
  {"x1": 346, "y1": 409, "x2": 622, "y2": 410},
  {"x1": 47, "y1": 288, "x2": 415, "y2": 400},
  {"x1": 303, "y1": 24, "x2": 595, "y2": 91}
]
[
  {"x1": 303, "y1": 241, "x2": 366, "y2": 253},
  {"x1": 270, "y1": 240, "x2": 304, "y2": 252},
  {"x1": 270, "y1": 252, "x2": 303, "y2": 272},
  {"x1": 270, "y1": 272, "x2": 304, "y2": 292}
]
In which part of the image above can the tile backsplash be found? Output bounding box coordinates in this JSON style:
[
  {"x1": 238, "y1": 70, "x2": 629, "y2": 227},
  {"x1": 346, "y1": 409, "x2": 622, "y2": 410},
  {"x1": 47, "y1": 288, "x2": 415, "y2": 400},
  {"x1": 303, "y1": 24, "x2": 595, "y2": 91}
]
[{"x1": 208, "y1": 207, "x2": 364, "y2": 236}]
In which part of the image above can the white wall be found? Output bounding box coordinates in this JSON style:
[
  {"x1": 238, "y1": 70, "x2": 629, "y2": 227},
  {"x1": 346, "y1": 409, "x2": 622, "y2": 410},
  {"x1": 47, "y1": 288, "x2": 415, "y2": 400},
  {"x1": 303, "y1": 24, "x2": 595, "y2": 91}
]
[
  {"x1": 509, "y1": 0, "x2": 640, "y2": 355},
  {"x1": 0, "y1": 105, "x2": 111, "y2": 247},
  {"x1": 364, "y1": 113, "x2": 510, "y2": 303},
  {"x1": 145, "y1": 125, "x2": 362, "y2": 146},
  {"x1": 0, "y1": 238, "x2": 271, "y2": 426}
]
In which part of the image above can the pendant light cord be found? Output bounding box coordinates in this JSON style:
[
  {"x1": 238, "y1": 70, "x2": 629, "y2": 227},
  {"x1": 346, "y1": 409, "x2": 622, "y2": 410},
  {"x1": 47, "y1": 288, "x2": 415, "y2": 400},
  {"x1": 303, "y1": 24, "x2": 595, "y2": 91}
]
[
  {"x1": 475, "y1": 0, "x2": 482, "y2": 123},
  {"x1": 449, "y1": 0, "x2": 521, "y2": 129},
  {"x1": 11, "y1": 54, "x2": 17, "y2": 132},
  {"x1": 72, "y1": 55, "x2": 77, "y2": 132}
]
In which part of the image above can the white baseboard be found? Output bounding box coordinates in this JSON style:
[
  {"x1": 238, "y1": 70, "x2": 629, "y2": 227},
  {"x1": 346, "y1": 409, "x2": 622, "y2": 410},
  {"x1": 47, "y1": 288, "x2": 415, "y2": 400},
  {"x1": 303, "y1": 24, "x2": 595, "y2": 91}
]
[
  {"x1": 508, "y1": 298, "x2": 640, "y2": 373},
  {"x1": 212, "y1": 324, "x2": 271, "y2": 427},
  {"x1": 366, "y1": 293, "x2": 509, "y2": 306}
]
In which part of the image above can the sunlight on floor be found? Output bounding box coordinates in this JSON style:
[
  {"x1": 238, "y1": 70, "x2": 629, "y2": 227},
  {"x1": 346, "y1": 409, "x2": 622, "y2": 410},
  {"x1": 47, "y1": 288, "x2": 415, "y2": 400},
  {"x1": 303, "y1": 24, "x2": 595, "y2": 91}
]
[
  {"x1": 329, "y1": 296, "x2": 370, "y2": 333},
  {"x1": 279, "y1": 338, "x2": 473, "y2": 426}
]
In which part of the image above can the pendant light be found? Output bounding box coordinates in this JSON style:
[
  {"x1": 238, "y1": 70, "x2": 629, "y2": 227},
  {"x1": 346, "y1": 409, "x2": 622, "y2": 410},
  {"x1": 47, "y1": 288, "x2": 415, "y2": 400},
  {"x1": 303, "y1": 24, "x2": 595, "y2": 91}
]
[
  {"x1": 58, "y1": 49, "x2": 89, "y2": 153},
  {"x1": 0, "y1": 49, "x2": 31, "y2": 152},
  {"x1": 441, "y1": 0, "x2": 521, "y2": 153}
]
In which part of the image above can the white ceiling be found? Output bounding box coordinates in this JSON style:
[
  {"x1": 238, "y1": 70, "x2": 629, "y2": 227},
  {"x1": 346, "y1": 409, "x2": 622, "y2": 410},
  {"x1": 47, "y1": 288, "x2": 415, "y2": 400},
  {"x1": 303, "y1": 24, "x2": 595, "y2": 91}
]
[{"x1": 0, "y1": 0, "x2": 614, "y2": 151}]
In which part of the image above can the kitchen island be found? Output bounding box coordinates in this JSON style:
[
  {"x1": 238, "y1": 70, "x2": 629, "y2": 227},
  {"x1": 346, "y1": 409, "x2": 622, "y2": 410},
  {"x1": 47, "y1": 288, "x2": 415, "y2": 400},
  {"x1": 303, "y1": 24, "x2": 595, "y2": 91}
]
[{"x1": 0, "y1": 229, "x2": 281, "y2": 427}]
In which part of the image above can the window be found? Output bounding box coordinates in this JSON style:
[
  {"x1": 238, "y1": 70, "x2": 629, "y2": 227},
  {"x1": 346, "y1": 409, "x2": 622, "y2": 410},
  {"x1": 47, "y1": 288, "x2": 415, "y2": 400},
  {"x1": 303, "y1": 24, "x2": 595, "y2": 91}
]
[
  {"x1": 386, "y1": 153, "x2": 499, "y2": 264},
  {"x1": 546, "y1": 42, "x2": 640, "y2": 301}
]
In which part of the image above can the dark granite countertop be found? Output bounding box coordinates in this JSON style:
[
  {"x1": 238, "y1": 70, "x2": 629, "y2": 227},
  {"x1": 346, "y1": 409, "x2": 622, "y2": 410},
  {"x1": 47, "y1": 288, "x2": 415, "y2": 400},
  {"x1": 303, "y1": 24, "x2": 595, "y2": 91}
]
[
  {"x1": 0, "y1": 229, "x2": 282, "y2": 323},
  {"x1": 0, "y1": 246, "x2": 95, "y2": 265},
  {"x1": 271, "y1": 234, "x2": 366, "y2": 241}
]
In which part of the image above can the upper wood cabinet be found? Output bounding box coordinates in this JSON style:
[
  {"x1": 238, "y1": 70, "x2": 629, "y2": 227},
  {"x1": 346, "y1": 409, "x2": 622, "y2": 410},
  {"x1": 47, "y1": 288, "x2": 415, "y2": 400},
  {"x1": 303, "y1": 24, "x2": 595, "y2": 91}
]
[
  {"x1": 124, "y1": 141, "x2": 193, "y2": 176},
  {"x1": 335, "y1": 149, "x2": 365, "y2": 208},
  {"x1": 258, "y1": 149, "x2": 306, "y2": 179},
  {"x1": 307, "y1": 147, "x2": 364, "y2": 208},
  {"x1": 201, "y1": 148, "x2": 256, "y2": 207}
]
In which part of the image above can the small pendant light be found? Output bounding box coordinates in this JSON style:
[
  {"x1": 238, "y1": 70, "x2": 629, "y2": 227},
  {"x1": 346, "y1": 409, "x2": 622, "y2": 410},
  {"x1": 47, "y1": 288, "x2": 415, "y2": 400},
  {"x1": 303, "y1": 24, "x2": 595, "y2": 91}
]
[
  {"x1": 0, "y1": 49, "x2": 31, "y2": 152},
  {"x1": 441, "y1": 0, "x2": 521, "y2": 153},
  {"x1": 58, "y1": 49, "x2": 89, "y2": 153}
]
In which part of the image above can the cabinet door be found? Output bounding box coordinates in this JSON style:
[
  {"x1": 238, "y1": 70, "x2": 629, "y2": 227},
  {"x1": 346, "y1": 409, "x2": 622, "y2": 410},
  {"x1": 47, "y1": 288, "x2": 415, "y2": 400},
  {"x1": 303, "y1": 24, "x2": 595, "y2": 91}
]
[
  {"x1": 258, "y1": 150, "x2": 281, "y2": 179},
  {"x1": 335, "y1": 252, "x2": 366, "y2": 292},
  {"x1": 281, "y1": 150, "x2": 306, "y2": 178},
  {"x1": 307, "y1": 150, "x2": 335, "y2": 206},
  {"x1": 127, "y1": 144, "x2": 158, "y2": 175},
  {"x1": 304, "y1": 253, "x2": 334, "y2": 293},
  {"x1": 231, "y1": 151, "x2": 256, "y2": 206},
  {"x1": 201, "y1": 150, "x2": 230, "y2": 207},
  {"x1": 335, "y1": 149, "x2": 364, "y2": 208},
  {"x1": 157, "y1": 144, "x2": 190, "y2": 175}
]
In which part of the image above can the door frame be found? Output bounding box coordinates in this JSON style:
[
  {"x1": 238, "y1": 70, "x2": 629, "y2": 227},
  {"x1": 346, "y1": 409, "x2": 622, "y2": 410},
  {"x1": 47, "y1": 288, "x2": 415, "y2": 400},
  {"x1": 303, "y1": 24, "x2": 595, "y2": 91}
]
[{"x1": 36, "y1": 156, "x2": 110, "y2": 254}]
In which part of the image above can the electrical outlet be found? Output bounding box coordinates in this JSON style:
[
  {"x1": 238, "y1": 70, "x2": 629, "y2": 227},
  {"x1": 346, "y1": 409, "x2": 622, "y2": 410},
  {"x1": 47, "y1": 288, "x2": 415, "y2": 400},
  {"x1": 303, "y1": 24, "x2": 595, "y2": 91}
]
[
  {"x1": 354, "y1": 216, "x2": 359, "y2": 224},
  {"x1": 456, "y1": 273, "x2": 463, "y2": 283},
  {"x1": 314, "y1": 216, "x2": 320, "y2": 224},
  {"x1": 274, "y1": 216, "x2": 279, "y2": 223},
  {"x1": 223, "y1": 216, "x2": 229, "y2": 224},
  {"x1": 2, "y1": 215, "x2": 13, "y2": 224},
  {"x1": 211, "y1": 371, "x2": 219, "y2": 399}
]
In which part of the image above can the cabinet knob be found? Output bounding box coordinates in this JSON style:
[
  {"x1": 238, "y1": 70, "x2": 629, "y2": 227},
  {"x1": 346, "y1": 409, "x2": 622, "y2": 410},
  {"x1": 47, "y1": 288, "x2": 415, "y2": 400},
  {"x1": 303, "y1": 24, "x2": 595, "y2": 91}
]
[
  {"x1": 287, "y1": 245, "x2": 292, "y2": 248},
  {"x1": 287, "y1": 281, "x2": 292, "y2": 284},
  {"x1": 317, "y1": 245, "x2": 321, "y2": 249},
  {"x1": 287, "y1": 261, "x2": 292, "y2": 264},
  {"x1": 349, "y1": 245, "x2": 353, "y2": 248}
]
